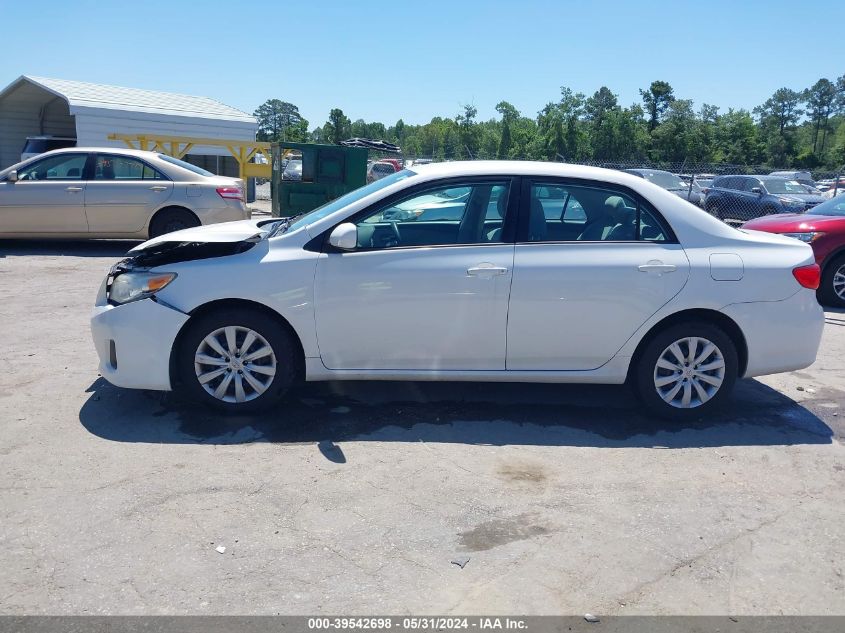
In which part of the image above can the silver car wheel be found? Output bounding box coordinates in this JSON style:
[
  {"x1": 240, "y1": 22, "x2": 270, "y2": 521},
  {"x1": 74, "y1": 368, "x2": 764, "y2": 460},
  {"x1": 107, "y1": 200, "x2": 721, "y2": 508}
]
[
  {"x1": 194, "y1": 326, "x2": 276, "y2": 403},
  {"x1": 834, "y1": 264, "x2": 845, "y2": 300},
  {"x1": 653, "y1": 336, "x2": 725, "y2": 409}
]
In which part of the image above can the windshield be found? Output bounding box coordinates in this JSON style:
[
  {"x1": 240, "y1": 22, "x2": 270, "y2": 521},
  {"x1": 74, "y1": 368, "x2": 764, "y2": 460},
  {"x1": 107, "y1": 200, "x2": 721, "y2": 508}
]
[
  {"x1": 280, "y1": 169, "x2": 417, "y2": 234},
  {"x1": 809, "y1": 196, "x2": 845, "y2": 217},
  {"x1": 157, "y1": 154, "x2": 214, "y2": 176},
  {"x1": 642, "y1": 171, "x2": 686, "y2": 190},
  {"x1": 762, "y1": 178, "x2": 806, "y2": 194}
]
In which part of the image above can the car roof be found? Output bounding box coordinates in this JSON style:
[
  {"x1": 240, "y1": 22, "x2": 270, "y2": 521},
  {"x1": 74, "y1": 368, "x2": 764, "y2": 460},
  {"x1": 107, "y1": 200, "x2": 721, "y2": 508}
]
[
  {"x1": 25, "y1": 147, "x2": 162, "y2": 159},
  {"x1": 411, "y1": 160, "x2": 670, "y2": 189}
]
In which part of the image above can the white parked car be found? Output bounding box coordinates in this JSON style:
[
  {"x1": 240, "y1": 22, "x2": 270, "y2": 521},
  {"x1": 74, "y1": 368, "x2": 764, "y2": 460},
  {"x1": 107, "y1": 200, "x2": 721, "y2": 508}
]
[
  {"x1": 91, "y1": 161, "x2": 824, "y2": 419},
  {"x1": 0, "y1": 148, "x2": 247, "y2": 239}
]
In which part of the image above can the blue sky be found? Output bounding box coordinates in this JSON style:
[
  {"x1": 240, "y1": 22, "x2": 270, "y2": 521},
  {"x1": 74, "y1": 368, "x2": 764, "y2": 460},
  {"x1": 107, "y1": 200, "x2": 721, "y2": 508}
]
[{"x1": 2, "y1": 0, "x2": 841, "y2": 129}]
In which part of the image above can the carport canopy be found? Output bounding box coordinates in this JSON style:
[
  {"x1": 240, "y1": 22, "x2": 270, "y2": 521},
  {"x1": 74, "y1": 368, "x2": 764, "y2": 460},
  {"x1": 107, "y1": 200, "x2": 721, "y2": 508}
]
[{"x1": 0, "y1": 75, "x2": 257, "y2": 170}]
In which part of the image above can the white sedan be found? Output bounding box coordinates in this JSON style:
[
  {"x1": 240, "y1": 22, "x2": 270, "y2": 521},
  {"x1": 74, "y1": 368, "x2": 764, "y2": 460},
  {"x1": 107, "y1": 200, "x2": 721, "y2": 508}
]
[{"x1": 91, "y1": 162, "x2": 824, "y2": 419}]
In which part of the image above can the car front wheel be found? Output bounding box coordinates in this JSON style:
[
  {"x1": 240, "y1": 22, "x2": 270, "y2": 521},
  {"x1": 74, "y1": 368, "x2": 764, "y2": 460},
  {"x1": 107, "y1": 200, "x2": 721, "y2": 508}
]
[
  {"x1": 177, "y1": 308, "x2": 297, "y2": 413},
  {"x1": 819, "y1": 254, "x2": 845, "y2": 308},
  {"x1": 634, "y1": 322, "x2": 738, "y2": 420}
]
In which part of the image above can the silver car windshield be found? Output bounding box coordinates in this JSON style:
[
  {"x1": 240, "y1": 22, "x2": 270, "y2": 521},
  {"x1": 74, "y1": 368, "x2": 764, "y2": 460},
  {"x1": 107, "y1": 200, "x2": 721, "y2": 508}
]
[{"x1": 276, "y1": 169, "x2": 417, "y2": 235}]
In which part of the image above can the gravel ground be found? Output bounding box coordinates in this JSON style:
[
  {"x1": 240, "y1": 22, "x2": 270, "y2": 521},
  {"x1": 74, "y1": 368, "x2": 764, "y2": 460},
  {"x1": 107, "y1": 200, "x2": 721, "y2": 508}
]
[{"x1": 1, "y1": 239, "x2": 844, "y2": 615}]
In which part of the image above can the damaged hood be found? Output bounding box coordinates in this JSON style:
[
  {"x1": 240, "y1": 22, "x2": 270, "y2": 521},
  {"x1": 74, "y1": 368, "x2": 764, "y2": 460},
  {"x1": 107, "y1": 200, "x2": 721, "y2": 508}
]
[{"x1": 130, "y1": 219, "x2": 272, "y2": 252}]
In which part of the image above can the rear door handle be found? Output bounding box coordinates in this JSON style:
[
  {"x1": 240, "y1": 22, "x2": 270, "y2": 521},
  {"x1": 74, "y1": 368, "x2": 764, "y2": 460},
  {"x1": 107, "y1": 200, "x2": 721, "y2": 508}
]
[
  {"x1": 149, "y1": 185, "x2": 168, "y2": 192},
  {"x1": 66, "y1": 186, "x2": 83, "y2": 193},
  {"x1": 467, "y1": 264, "x2": 508, "y2": 277},
  {"x1": 638, "y1": 262, "x2": 677, "y2": 274}
]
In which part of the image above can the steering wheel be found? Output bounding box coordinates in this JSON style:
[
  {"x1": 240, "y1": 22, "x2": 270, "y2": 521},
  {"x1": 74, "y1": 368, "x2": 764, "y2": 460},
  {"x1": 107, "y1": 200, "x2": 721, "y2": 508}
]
[
  {"x1": 372, "y1": 221, "x2": 402, "y2": 248},
  {"x1": 389, "y1": 221, "x2": 401, "y2": 245}
]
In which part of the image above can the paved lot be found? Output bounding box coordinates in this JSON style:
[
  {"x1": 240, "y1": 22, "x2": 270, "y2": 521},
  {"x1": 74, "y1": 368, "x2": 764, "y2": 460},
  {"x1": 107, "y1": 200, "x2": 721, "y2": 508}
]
[{"x1": 1, "y1": 239, "x2": 844, "y2": 615}]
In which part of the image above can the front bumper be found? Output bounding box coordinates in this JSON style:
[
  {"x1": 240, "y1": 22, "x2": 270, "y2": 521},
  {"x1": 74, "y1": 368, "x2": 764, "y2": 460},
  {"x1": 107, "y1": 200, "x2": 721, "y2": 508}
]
[
  {"x1": 91, "y1": 298, "x2": 190, "y2": 391},
  {"x1": 722, "y1": 289, "x2": 824, "y2": 378}
]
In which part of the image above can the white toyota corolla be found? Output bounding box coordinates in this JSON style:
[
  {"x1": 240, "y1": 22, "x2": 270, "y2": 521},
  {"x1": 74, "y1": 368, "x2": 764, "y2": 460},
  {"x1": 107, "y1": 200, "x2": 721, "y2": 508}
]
[{"x1": 91, "y1": 162, "x2": 824, "y2": 419}]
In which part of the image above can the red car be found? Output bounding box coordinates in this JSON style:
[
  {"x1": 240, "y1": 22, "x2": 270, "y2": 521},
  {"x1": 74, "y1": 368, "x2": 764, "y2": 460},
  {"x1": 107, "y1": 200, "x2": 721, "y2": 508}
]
[{"x1": 743, "y1": 195, "x2": 845, "y2": 307}]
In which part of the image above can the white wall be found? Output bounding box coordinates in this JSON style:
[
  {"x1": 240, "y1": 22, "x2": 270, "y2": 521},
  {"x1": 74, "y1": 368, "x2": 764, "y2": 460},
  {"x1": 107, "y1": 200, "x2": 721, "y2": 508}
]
[{"x1": 73, "y1": 107, "x2": 257, "y2": 157}]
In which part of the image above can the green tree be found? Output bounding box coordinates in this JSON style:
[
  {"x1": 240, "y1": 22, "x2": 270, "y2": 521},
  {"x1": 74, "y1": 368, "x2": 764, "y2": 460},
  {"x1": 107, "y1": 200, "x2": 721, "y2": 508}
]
[
  {"x1": 455, "y1": 104, "x2": 480, "y2": 158},
  {"x1": 713, "y1": 109, "x2": 760, "y2": 164},
  {"x1": 495, "y1": 101, "x2": 519, "y2": 158},
  {"x1": 640, "y1": 81, "x2": 675, "y2": 131},
  {"x1": 323, "y1": 108, "x2": 352, "y2": 144},
  {"x1": 253, "y1": 99, "x2": 307, "y2": 142},
  {"x1": 754, "y1": 88, "x2": 803, "y2": 165},
  {"x1": 585, "y1": 87, "x2": 620, "y2": 159},
  {"x1": 803, "y1": 78, "x2": 838, "y2": 154}
]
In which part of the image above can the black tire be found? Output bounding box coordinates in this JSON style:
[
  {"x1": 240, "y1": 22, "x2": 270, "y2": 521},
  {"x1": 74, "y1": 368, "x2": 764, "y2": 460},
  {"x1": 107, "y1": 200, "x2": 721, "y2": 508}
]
[
  {"x1": 176, "y1": 308, "x2": 297, "y2": 413},
  {"x1": 149, "y1": 207, "x2": 200, "y2": 238},
  {"x1": 818, "y1": 254, "x2": 845, "y2": 308},
  {"x1": 709, "y1": 204, "x2": 723, "y2": 221},
  {"x1": 633, "y1": 321, "x2": 738, "y2": 421}
]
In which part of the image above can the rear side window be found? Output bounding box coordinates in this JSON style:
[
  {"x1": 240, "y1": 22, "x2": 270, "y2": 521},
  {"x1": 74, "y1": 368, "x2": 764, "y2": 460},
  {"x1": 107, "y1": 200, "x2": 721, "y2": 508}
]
[
  {"x1": 94, "y1": 155, "x2": 165, "y2": 180},
  {"x1": 157, "y1": 154, "x2": 214, "y2": 176},
  {"x1": 524, "y1": 182, "x2": 672, "y2": 243}
]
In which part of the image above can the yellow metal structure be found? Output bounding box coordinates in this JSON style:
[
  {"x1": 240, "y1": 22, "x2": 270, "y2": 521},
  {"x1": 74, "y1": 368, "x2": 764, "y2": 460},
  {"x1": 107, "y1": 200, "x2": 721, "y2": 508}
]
[{"x1": 107, "y1": 133, "x2": 272, "y2": 181}]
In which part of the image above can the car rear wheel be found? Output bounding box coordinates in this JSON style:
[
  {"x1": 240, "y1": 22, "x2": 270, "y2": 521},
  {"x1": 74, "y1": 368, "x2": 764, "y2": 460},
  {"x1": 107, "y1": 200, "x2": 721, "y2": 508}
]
[
  {"x1": 634, "y1": 322, "x2": 738, "y2": 420},
  {"x1": 149, "y1": 208, "x2": 200, "y2": 238},
  {"x1": 819, "y1": 255, "x2": 845, "y2": 308},
  {"x1": 177, "y1": 308, "x2": 296, "y2": 413}
]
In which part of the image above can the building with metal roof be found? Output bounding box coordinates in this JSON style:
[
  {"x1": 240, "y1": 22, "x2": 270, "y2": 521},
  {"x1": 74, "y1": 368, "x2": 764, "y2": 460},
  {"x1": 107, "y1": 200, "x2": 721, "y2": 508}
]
[{"x1": 0, "y1": 75, "x2": 257, "y2": 170}]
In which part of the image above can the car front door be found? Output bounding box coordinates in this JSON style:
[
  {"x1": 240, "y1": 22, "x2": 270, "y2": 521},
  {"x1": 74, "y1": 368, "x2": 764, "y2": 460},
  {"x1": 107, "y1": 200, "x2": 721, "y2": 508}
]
[
  {"x1": 83, "y1": 154, "x2": 173, "y2": 233},
  {"x1": 0, "y1": 153, "x2": 89, "y2": 233},
  {"x1": 506, "y1": 179, "x2": 690, "y2": 371},
  {"x1": 314, "y1": 178, "x2": 517, "y2": 370}
]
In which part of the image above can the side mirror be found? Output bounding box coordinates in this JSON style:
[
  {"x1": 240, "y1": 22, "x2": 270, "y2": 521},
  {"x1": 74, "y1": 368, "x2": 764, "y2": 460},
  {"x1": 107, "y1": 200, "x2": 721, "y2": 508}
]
[
  {"x1": 751, "y1": 187, "x2": 762, "y2": 194},
  {"x1": 7, "y1": 170, "x2": 17, "y2": 182},
  {"x1": 328, "y1": 222, "x2": 358, "y2": 251}
]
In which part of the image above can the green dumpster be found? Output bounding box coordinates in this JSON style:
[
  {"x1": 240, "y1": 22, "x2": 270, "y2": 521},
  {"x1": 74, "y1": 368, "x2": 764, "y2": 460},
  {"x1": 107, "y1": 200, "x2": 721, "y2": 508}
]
[{"x1": 271, "y1": 141, "x2": 368, "y2": 217}]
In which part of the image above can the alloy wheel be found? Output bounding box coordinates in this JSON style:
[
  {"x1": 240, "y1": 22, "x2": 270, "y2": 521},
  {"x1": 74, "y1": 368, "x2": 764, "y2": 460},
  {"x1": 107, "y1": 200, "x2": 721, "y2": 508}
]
[
  {"x1": 194, "y1": 326, "x2": 277, "y2": 403},
  {"x1": 653, "y1": 336, "x2": 725, "y2": 409},
  {"x1": 834, "y1": 264, "x2": 845, "y2": 300}
]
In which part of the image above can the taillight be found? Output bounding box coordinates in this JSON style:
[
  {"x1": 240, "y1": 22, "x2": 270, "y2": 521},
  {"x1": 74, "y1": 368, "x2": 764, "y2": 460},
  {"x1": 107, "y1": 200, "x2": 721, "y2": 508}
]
[
  {"x1": 792, "y1": 264, "x2": 820, "y2": 290},
  {"x1": 216, "y1": 187, "x2": 244, "y2": 201}
]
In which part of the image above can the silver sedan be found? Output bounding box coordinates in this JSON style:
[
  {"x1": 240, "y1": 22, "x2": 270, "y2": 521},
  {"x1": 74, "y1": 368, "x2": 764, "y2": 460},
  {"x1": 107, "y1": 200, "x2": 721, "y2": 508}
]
[{"x1": 0, "y1": 148, "x2": 248, "y2": 239}]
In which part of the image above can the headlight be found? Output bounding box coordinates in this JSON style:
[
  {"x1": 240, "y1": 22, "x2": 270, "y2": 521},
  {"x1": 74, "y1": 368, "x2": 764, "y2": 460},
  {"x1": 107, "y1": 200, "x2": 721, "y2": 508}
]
[
  {"x1": 781, "y1": 232, "x2": 825, "y2": 243},
  {"x1": 108, "y1": 271, "x2": 177, "y2": 305},
  {"x1": 778, "y1": 198, "x2": 804, "y2": 207}
]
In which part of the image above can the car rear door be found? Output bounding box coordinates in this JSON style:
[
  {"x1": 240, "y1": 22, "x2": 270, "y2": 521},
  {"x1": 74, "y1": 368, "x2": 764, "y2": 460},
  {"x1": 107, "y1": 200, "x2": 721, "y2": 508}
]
[
  {"x1": 83, "y1": 153, "x2": 173, "y2": 234},
  {"x1": 0, "y1": 153, "x2": 89, "y2": 233},
  {"x1": 506, "y1": 178, "x2": 690, "y2": 371},
  {"x1": 314, "y1": 178, "x2": 518, "y2": 370}
]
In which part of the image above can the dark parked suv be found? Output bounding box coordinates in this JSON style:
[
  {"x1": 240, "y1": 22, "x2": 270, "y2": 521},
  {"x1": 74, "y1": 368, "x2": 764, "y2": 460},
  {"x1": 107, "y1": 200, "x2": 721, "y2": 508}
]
[{"x1": 704, "y1": 175, "x2": 825, "y2": 223}]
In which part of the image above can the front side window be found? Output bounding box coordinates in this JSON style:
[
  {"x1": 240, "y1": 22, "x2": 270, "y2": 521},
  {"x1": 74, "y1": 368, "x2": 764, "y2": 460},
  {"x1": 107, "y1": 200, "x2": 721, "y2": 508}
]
[
  {"x1": 17, "y1": 154, "x2": 87, "y2": 181},
  {"x1": 94, "y1": 155, "x2": 165, "y2": 180},
  {"x1": 741, "y1": 178, "x2": 761, "y2": 192},
  {"x1": 354, "y1": 181, "x2": 510, "y2": 249},
  {"x1": 525, "y1": 182, "x2": 671, "y2": 243}
]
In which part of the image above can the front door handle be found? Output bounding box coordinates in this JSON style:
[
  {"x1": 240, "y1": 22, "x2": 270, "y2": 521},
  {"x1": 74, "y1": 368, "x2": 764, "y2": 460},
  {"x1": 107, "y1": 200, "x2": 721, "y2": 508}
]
[
  {"x1": 638, "y1": 261, "x2": 677, "y2": 274},
  {"x1": 149, "y1": 185, "x2": 168, "y2": 192},
  {"x1": 66, "y1": 186, "x2": 83, "y2": 193},
  {"x1": 467, "y1": 264, "x2": 508, "y2": 277}
]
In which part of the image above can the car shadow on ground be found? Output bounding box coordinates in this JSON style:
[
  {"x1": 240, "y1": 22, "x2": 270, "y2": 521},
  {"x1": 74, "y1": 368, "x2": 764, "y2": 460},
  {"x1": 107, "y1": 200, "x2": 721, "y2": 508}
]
[
  {"x1": 78, "y1": 377, "x2": 838, "y2": 455},
  {"x1": 0, "y1": 239, "x2": 141, "y2": 258}
]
